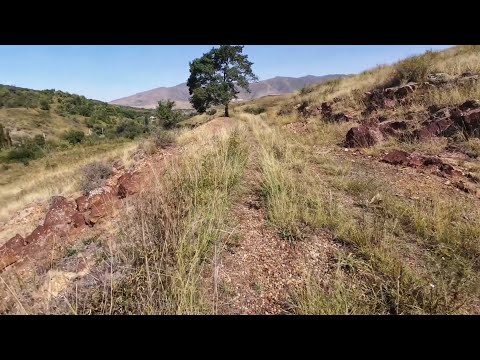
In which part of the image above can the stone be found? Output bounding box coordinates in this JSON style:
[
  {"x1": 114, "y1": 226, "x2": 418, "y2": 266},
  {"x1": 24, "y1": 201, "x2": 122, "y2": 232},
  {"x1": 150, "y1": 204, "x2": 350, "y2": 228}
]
[{"x1": 345, "y1": 125, "x2": 383, "y2": 148}]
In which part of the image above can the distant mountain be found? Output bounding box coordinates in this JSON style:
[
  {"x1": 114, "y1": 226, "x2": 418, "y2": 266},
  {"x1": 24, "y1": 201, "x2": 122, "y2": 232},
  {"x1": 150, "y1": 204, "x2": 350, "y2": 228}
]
[{"x1": 110, "y1": 74, "x2": 346, "y2": 109}]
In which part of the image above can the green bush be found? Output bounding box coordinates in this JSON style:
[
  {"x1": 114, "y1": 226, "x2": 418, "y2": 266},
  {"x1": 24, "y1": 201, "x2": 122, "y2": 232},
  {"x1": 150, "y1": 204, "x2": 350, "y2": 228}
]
[
  {"x1": 115, "y1": 119, "x2": 145, "y2": 139},
  {"x1": 244, "y1": 106, "x2": 266, "y2": 115},
  {"x1": 206, "y1": 109, "x2": 217, "y2": 116},
  {"x1": 33, "y1": 134, "x2": 46, "y2": 148},
  {"x1": 300, "y1": 85, "x2": 314, "y2": 95},
  {"x1": 6, "y1": 142, "x2": 42, "y2": 165},
  {"x1": 388, "y1": 52, "x2": 437, "y2": 87},
  {"x1": 64, "y1": 130, "x2": 85, "y2": 144},
  {"x1": 157, "y1": 100, "x2": 182, "y2": 128},
  {"x1": 40, "y1": 99, "x2": 50, "y2": 110}
]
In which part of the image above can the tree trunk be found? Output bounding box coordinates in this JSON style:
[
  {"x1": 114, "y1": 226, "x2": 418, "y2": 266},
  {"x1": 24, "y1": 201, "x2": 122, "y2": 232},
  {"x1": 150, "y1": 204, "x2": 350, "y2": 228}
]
[{"x1": 224, "y1": 103, "x2": 229, "y2": 117}]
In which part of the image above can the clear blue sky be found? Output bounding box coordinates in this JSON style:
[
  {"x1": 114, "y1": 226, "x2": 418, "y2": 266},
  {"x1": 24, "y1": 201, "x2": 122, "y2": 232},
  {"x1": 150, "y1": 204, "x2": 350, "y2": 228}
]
[{"x1": 0, "y1": 45, "x2": 453, "y2": 102}]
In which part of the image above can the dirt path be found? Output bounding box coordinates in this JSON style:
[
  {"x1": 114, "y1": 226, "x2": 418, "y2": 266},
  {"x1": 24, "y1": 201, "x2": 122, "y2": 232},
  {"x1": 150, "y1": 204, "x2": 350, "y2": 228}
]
[{"x1": 214, "y1": 119, "x2": 339, "y2": 314}]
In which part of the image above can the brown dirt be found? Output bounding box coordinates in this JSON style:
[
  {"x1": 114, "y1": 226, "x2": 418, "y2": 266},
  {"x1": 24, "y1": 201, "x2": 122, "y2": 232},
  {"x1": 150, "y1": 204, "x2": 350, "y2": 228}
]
[
  {"x1": 210, "y1": 129, "x2": 339, "y2": 314},
  {"x1": 216, "y1": 189, "x2": 338, "y2": 314}
]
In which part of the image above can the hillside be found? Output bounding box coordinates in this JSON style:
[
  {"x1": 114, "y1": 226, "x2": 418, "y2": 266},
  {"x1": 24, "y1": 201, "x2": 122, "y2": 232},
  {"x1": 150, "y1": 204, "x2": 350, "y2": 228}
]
[
  {"x1": 2, "y1": 45, "x2": 480, "y2": 315},
  {"x1": 0, "y1": 85, "x2": 154, "y2": 143},
  {"x1": 109, "y1": 74, "x2": 345, "y2": 109}
]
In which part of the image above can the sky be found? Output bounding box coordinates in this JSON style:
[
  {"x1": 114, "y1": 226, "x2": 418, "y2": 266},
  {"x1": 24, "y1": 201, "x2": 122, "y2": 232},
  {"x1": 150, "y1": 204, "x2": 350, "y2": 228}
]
[{"x1": 0, "y1": 45, "x2": 453, "y2": 102}]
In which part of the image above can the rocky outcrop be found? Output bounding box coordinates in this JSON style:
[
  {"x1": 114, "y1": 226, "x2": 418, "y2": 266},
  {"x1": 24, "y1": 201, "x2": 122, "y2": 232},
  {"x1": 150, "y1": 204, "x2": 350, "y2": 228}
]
[
  {"x1": 381, "y1": 149, "x2": 464, "y2": 179},
  {"x1": 117, "y1": 172, "x2": 142, "y2": 199},
  {"x1": 345, "y1": 125, "x2": 384, "y2": 147},
  {"x1": 0, "y1": 166, "x2": 147, "y2": 272}
]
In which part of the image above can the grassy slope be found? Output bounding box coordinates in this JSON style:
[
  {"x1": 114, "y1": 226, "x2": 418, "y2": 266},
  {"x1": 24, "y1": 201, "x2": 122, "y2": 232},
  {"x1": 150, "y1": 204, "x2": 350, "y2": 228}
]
[
  {"x1": 3, "y1": 45, "x2": 480, "y2": 314},
  {"x1": 0, "y1": 140, "x2": 138, "y2": 224},
  {"x1": 0, "y1": 107, "x2": 89, "y2": 142}
]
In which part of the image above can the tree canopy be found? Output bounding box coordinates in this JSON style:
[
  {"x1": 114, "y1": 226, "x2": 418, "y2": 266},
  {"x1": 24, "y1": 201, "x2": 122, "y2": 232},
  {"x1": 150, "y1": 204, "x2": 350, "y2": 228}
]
[{"x1": 187, "y1": 45, "x2": 258, "y2": 117}]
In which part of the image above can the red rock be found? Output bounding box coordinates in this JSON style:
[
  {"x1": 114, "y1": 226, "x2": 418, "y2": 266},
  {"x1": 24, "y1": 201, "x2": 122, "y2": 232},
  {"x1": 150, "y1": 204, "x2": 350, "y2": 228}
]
[
  {"x1": 3, "y1": 234, "x2": 25, "y2": 251},
  {"x1": 71, "y1": 212, "x2": 88, "y2": 228},
  {"x1": 0, "y1": 252, "x2": 18, "y2": 271},
  {"x1": 459, "y1": 100, "x2": 480, "y2": 111},
  {"x1": 407, "y1": 153, "x2": 426, "y2": 168},
  {"x1": 75, "y1": 196, "x2": 89, "y2": 212},
  {"x1": 383, "y1": 98, "x2": 396, "y2": 108},
  {"x1": 117, "y1": 172, "x2": 141, "y2": 199},
  {"x1": 345, "y1": 125, "x2": 383, "y2": 148},
  {"x1": 44, "y1": 196, "x2": 77, "y2": 230},
  {"x1": 379, "y1": 120, "x2": 408, "y2": 138},
  {"x1": 413, "y1": 118, "x2": 456, "y2": 140},
  {"x1": 87, "y1": 192, "x2": 116, "y2": 223},
  {"x1": 382, "y1": 150, "x2": 410, "y2": 165},
  {"x1": 24, "y1": 225, "x2": 50, "y2": 246}
]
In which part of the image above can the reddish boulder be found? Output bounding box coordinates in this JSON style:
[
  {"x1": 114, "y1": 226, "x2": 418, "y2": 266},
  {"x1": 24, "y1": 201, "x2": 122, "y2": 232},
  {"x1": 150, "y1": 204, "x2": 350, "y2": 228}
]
[
  {"x1": 44, "y1": 196, "x2": 77, "y2": 230},
  {"x1": 383, "y1": 98, "x2": 396, "y2": 109},
  {"x1": 459, "y1": 108, "x2": 480, "y2": 137},
  {"x1": 407, "y1": 153, "x2": 426, "y2": 168},
  {"x1": 413, "y1": 118, "x2": 456, "y2": 140},
  {"x1": 24, "y1": 225, "x2": 50, "y2": 246},
  {"x1": 459, "y1": 99, "x2": 480, "y2": 111},
  {"x1": 87, "y1": 191, "x2": 116, "y2": 223},
  {"x1": 379, "y1": 120, "x2": 408, "y2": 138},
  {"x1": 0, "y1": 251, "x2": 18, "y2": 271},
  {"x1": 385, "y1": 82, "x2": 418, "y2": 98},
  {"x1": 3, "y1": 234, "x2": 25, "y2": 251},
  {"x1": 117, "y1": 172, "x2": 141, "y2": 199},
  {"x1": 381, "y1": 150, "x2": 410, "y2": 165},
  {"x1": 75, "y1": 195, "x2": 89, "y2": 212},
  {"x1": 345, "y1": 125, "x2": 383, "y2": 148},
  {"x1": 71, "y1": 212, "x2": 88, "y2": 228}
]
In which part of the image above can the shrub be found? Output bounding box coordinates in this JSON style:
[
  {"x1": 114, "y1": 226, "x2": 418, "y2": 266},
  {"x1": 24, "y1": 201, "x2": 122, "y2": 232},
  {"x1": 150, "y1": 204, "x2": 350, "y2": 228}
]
[
  {"x1": 40, "y1": 99, "x2": 50, "y2": 110},
  {"x1": 33, "y1": 134, "x2": 46, "y2": 148},
  {"x1": 244, "y1": 106, "x2": 266, "y2": 115},
  {"x1": 64, "y1": 130, "x2": 85, "y2": 144},
  {"x1": 115, "y1": 119, "x2": 144, "y2": 139},
  {"x1": 300, "y1": 85, "x2": 314, "y2": 95},
  {"x1": 0, "y1": 124, "x2": 8, "y2": 149},
  {"x1": 156, "y1": 100, "x2": 182, "y2": 128},
  {"x1": 388, "y1": 52, "x2": 435, "y2": 87},
  {"x1": 81, "y1": 161, "x2": 112, "y2": 194},
  {"x1": 154, "y1": 130, "x2": 175, "y2": 149},
  {"x1": 206, "y1": 109, "x2": 217, "y2": 116},
  {"x1": 6, "y1": 146, "x2": 38, "y2": 165}
]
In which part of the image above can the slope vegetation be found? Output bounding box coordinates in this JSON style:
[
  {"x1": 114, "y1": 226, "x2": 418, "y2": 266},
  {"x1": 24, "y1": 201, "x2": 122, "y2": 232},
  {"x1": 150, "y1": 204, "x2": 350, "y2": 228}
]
[{"x1": 2, "y1": 46, "x2": 480, "y2": 314}]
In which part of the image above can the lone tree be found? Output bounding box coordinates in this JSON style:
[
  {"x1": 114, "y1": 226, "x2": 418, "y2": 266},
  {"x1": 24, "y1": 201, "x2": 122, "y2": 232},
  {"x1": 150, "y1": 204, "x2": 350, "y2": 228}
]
[{"x1": 187, "y1": 45, "x2": 258, "y2": 117}]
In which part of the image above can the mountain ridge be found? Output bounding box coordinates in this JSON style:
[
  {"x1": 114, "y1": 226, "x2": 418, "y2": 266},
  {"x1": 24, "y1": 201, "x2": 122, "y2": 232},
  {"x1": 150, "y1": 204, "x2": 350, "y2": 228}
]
[{"x1": 109, "y1": 74, "x2": 346, "y2": 109}]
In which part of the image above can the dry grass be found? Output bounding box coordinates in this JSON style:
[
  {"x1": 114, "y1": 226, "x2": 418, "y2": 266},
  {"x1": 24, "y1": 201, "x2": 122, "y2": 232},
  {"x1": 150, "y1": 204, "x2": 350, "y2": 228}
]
[
  {"x1": 257, "y1": 46, "x2": 480, "y2": 121},
  {"x1": 4, "y1": 45, "x2": 480, "y2": 315},
  {"x1": 68, "y1": 123, "x2": 249, "y2": 314},
  {"x1": 0, "y1": 141, "x2": 137, "y2": 223},
  {"x1": 243, "y1": 113, "x2": 480, "y2": 314},
  {"x1": 0, "y1": 108, "x2": 89, "y2": 143}
]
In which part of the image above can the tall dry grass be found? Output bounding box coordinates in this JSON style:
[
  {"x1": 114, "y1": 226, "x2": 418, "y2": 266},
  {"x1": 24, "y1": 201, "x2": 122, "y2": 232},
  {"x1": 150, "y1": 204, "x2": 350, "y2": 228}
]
[
  {"x1": 0, "y1": 141, "x2": 138, "y2": 224},
  {"x1": 72, "y1": 124, "x2": 249, "y2": 314},
  {"x1": 245, "y1": 113, "x2": 480, "y2": 314}
]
